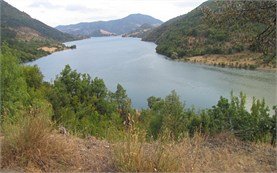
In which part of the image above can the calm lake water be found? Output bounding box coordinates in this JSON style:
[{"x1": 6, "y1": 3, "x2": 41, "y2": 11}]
[{"x1": 27, "y1": 36, "x2": 277, "y2": 111}]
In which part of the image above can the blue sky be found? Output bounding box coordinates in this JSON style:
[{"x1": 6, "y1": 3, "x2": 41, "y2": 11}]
[{"x1": 5, "y1": 0, "x2": 206, "y2": 27}]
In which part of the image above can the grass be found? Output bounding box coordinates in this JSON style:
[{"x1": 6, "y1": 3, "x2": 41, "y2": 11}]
[
  {"x1": 1, "y1": 108, "x2": 79, "y2": 172},
  {"x1": 112, "y1": 128, "x2": 277, "y2": 172},
  {"x1": 1, "y1": 112, "x2": 276, "y2": 172},
  {"x1": 112, "y1": 128, "x2": 180, "y2": 172}
]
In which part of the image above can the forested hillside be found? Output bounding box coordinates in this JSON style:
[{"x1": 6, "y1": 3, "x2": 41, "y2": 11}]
[
  {"x1": 143, "y1": 1, "x2": 276, "y2": 69},
  {"x1": 0, "y1": 0, "x2": 78, "y2": 62}
]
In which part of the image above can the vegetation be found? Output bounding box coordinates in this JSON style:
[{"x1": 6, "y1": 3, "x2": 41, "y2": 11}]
[
  {"x1": 113, "y1": 130, "x2": 276, "y2": 172},
  {"x1": 1, "y1": 44, "x2": 276, "y2": 171},
  {"x1": 142, "y1": 0, "x2": 276, "y2": 67},
  {"x1": 204, "y1": 0, "x2": 276, "y2": 62},
  {"x1": 1, "y1": 0, "x2": 76, "y2": 42},
  {"x1": 47, "y1": 64, "x2": 129, "y2": 137},
  {"x1": 0, "y1": 0, "x2": 78, "y2": 62}
]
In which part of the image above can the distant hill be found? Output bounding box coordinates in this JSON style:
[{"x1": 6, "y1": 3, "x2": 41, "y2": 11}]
[
  {"x1": 122, "y1": 23, "x2": 157, "y2": 38},
  {"x1": 142, "y1": 0, "x2": 275, "y2": 69},
  {"x1": 0, "y1": 0, "x2": 78, "y2": 62},
  {"x1": 91, "y1": 29, "x2": 116, "y2": 37},
  {"x1": 56, "y1": 14, "x2": 163, "y2": 37}
]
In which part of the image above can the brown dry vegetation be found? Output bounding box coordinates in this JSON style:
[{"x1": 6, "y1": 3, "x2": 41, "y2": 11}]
[
  {"x1": 38, "y1": 46, "x2": 58, "y2": 53},
  {"x1": 38, "y1": 44, "x2": 69, "y2": 53},
  {"x1": 113, "y1": 130, "x2": 277, "y2": 172},
  {"x1": 183, "y1": 52, "x2": 277, "y2": 72},
  {"x1": 0, "y1": 110, "x2": 115, "y2": 172},
  {"x1": 1, "y1": 116, "x2": 276, "y2": 172}
]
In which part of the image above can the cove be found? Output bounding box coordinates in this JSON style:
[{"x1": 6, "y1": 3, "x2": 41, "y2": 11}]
[{"x1": 27, "y1": 36, "x2": 277, "y2": 110}]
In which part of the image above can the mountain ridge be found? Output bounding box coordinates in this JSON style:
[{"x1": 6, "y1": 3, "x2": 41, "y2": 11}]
[
  {"x1": 0, "y1": 0, "x2": 78, "y2": 62},
  {"x1": 1, "y1": 0, "x2": 76, "y2": 42},
  {"x1": 56, "y1": 13, "x2": 163, "y2": 37}
]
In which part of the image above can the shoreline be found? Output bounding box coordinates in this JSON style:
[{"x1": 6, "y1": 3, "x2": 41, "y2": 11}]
[
  {"x1": 24, "y1": 37, "x2": 89, "y2": 63},
  {"x1": 177, "y1": 53, "x2": 276, "y2": 73},
  {"x1": 139, "y1": 38, "x2": 277, "y2": 73}
]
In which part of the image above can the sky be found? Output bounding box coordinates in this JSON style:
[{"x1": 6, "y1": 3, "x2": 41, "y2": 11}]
[{"x1": 5, "y1": 0, "x2": 206, "y2": 27}]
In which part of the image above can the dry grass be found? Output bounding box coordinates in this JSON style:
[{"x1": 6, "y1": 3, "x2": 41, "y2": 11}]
[
  {"x1": 1, "y1": 108, "x2": 116, "y2": 172},
  {"x1": 113, "y1": 131, "x2": 277, "y2": 172},
  {"x1": 176, "y1": 133, "x2": 276, "y2": 172},
  {"x1": 1, "y1": 110, "x2": 275, "y2": 172},
  {"x1": 1, "y1": 109, "x2": 79, "y2": 172},
  {"x1": 112, "y1": 129, "x2": 180, "y2": 172}
]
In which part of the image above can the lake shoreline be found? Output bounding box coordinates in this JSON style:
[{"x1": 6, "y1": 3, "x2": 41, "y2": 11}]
[
  {"x1": 137, "y1": 38, "x2": 276, "y2": 73},
  {"x1": 177, "y1": 53, "x2": 276, "y2": 73}
]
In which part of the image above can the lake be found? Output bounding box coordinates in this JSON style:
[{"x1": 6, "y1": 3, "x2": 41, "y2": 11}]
[{"x1": 27, "y1": 36, "x2": 277, "y2": 111}]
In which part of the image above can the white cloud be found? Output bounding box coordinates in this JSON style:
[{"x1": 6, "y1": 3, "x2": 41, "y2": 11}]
[
  {"x1": 4, "y1": 0, "x2": 206, "y2": 27},
  {"x1": 29, "y1": 1, "x2": 62, "y2": 9}
]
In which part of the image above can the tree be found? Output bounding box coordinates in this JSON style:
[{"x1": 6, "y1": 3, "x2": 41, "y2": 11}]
[
  {"x1": 0, "y1": 44, "x2": 29, "y2": 116},
  {"x1": 147, "y1": 91, "x2": 188, "y2": 140},
  {"x1": 203, "y1": 1, "x2": 276, "y2": 59},
  {"x1": 147, "y1": 96, "x2": 161, "y2": 109},
  {"x1": 22, "y1": 65, "x2": 43, "y2": 90},
  {"x1": 113, "y1": 84, "x2": 132, "y2": 122},
  {"x1": 47, "y1": 65, "x2": 125, "y2": 137}
]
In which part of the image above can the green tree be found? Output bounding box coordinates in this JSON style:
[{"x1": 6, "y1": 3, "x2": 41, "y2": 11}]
[
  {"x1": 0, "y1": 44, "x2": 29, "y2": 116},
  {"x1": 113, "y1": 84, "x2": 132, "y2": 121},
  {"x1": 22, "y1": 65, "x2": 43, "y2": 90},
  {"x1": 204, "y1": 0, "x2": 276, "y2": 60}
]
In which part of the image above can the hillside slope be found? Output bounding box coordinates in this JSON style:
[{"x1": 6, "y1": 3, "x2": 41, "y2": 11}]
[
  {"x1": 0, "y1": 0, "x2": 77, "y2": 62},
  {"x1": 122, "y1": 23, "x2": 157, "y2": 38},
  {"x1": 142, "y1": 1, "x2": 276, "y2": 69},
  {"x1": 1, "y1": 0, "x2": 76, "y2": 42},
  {"x1": 56, "y1": 14, "x2": 162, "y2": 37}
]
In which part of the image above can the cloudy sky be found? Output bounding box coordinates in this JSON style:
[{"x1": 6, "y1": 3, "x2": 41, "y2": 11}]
[{"x1": 5, "y1": 0, "x2": 206, "y2": 27}]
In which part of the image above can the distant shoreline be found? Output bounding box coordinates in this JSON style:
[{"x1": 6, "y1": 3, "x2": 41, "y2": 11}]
[{"x1": 176, "y1": 53, "x2": 277, "y2": 73}]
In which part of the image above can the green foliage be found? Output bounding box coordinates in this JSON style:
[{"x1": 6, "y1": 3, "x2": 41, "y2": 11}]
[
  {"x1": 47, "y1": 65, "x2": 132, "y2": 137},
  {"x1": 22, "y1": 65, "x2": 43, "y2": 89},
  {"x1": 143, "y1": 0, "x2": 274, "y2": 65},
  {"x1": 1, "y1": 44, "x2": 275, "y2": 145},
  {"x1": 0, "y1": 44, "x2": 29, "y2": 116},
  {"x1": 205, "y1": 0, "x2": 276, "y2": 62},
  {"x1": 1, "y1": 0, "x2": 76, "y2": 42},
  {"x1": 2, "y1": 40, "x2": 50, "y2": 62},
  {"x1": 145, "y1": 91, "x2": 189, "y2": 140},
  {"x1": 113, "y1": 84, "x2": 132, "y2": 121},
  {"x1": 142, "y1": 91, "x2": 275, "y2": 143},
  {"x1": 0, "y1": 1, "x2": 77, "y2": 62}
]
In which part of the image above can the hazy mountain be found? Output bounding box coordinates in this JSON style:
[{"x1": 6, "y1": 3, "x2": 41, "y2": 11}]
[
  {"x1": 91, "y1": 29, "x2": 116, "y2": 37},
  {"x1": 56, "y1": 14, "x2": 163, "y2": 37},
  {"x1": 122, "y1": 23, "x2": 157, "y2": 38}
]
